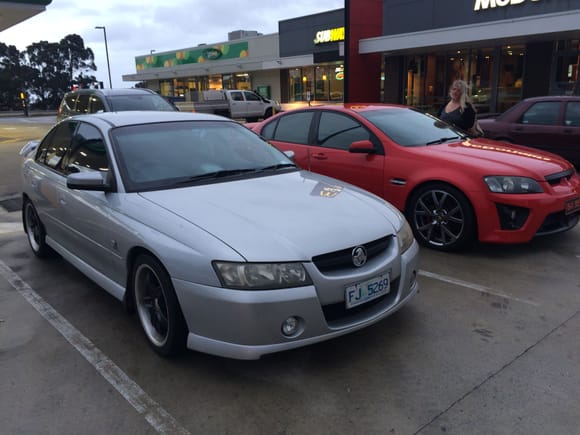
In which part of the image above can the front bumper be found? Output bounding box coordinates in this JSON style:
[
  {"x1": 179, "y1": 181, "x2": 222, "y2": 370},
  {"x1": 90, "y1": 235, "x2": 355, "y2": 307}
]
[
  {"x1": 172, "y1": 239, "x2": 420, "y2": 360},
  {"x1": 474, "y1": 184, "x2": 580, "y2": 244}
]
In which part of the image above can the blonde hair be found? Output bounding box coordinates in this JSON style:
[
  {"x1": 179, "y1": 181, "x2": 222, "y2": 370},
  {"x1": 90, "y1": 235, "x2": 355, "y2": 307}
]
[{"x1": 449, "y1": 79, "x2": 473, "y2": 112}]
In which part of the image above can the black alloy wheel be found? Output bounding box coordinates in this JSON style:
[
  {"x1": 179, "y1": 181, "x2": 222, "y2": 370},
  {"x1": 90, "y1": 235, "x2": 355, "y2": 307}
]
[
  {"x1": 407, "y1": 183, "x2": 476, "y2": 251},
  {"x1": 132, "y1": 254, "x2": 187, "y2": 356}
]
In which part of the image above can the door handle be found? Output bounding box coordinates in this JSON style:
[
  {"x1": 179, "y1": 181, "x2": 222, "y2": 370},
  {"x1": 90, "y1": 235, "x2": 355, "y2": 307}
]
[{"x1": 311, "y1": 153, "x2": 328, "y2": 160}]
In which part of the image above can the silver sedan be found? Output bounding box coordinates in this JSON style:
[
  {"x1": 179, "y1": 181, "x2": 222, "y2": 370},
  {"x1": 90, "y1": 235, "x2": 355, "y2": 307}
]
[{"x1": 20, "y1": 111, "x2": 420, "y2": 359}]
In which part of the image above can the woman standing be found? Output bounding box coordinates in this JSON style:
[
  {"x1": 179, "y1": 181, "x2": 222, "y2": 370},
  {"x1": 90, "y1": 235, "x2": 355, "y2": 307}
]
[{"x1": 438, "y1": 79, "x2": 478, "y2": 133}]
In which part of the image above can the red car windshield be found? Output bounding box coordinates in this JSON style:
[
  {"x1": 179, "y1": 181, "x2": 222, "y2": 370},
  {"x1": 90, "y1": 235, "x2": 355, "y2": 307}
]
[{"x1": 358, "y1": 108, "x2": 466, "y2": 146}]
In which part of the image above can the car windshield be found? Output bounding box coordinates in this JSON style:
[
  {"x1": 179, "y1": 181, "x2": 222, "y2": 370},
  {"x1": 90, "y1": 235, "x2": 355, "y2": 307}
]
[
  {"x1": 358, "y1": 108, "x2": 467, "y2": 146},
  {"x1": 112, "y1": 120, "x2": 297, "y2": 192},
  {"x1": 107, "y1": 94, "x2": 176, "y2": 111}
]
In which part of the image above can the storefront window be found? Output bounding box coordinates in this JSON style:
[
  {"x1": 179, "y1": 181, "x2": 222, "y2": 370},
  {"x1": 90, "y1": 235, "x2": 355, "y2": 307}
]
[
  {"x1": 159, "y1": 80, "x2": 174, "y2": 98},
  {"x1": 235, "y1": 73, "x2": 251, "y2": 90},
  {"x1": 402, "y1": 47, "x2": 497, "y2": 114},
  {"x1": 554, "y1": 39, "x2": 580, "y2": 95},
  {"x1": 288, "y1": 68, "x2": 314, "y2": 102},
  {"x1": 497, "y1": 45, "x2": 524, "y2": 112}
]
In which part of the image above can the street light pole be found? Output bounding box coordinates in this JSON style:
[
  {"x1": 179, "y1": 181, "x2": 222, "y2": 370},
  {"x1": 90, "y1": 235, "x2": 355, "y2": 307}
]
[{"x1": 95, "y1": 26, "x2": 112, "y2": 89}]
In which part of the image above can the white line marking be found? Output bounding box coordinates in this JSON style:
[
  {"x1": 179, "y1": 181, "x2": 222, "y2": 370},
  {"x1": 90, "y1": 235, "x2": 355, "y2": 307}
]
[
  {"x1": 419, "y1": 269, "x2": 539, "y2": 307},
  {"x1": 0, "y1": 222, "x2": 22, "y2": 234},
  {"x1": 0, "y1": 260, "x2": 190, "y2": 435}
]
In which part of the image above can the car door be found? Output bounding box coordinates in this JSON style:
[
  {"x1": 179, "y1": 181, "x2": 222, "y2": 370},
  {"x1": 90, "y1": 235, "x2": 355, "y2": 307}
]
[
  {"x1": 58, "y1": 122, "x2": 120, "y2": 277},
  {"x1": 26, "y1": 121, "x2": 78, "y2": 245},
  {"x1": 228, "y1": 91, "x2": 247, "y2": 118},
  {"x1": 243, "y1": 91, "x2": 264, "y2": 118},
  {"x1": 261, "y1": 110, "x2": 316, "y2": 169},
  {"x1": 307, "y1": 111, "x2": 385, "y2": 198}
]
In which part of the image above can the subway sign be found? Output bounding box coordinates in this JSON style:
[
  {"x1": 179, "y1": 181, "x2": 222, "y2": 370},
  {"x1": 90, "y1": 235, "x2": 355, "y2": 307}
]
[
  {"x1": 474, "y1": 0, "x2": 541, "y2": 11},
  {"x1": 313, "y1": 27, "x2": 345, "y2": 44}
]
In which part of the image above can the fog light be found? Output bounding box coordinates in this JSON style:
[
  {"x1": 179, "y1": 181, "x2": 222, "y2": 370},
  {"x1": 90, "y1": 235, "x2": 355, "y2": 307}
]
[{"x1": 281, "y1": 317, "x2": 299, "y2": 336}]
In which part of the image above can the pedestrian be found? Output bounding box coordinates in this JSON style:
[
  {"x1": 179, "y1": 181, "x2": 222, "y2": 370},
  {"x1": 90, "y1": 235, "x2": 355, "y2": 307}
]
[{"x1": 438, "y1": 79, "x2": 482, "y2": 136}]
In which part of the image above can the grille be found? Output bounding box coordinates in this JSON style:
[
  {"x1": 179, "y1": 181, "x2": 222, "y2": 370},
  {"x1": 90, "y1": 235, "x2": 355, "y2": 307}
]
[
  {"x1": 537, "y1": 210, "x2": 580, "y2": 236},
  {"x1": 312, "y1": 236, "x2": 393, "y2": 273}
]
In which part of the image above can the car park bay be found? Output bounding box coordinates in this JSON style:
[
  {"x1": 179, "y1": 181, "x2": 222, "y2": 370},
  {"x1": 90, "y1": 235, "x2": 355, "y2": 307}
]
[{"x1": 1, "y1": 117, "x2": 580, "y2": 433}]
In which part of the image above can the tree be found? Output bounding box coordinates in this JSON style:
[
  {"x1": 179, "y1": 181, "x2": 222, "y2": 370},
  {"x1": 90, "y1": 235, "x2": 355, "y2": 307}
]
[
  {"x1": 21, "y1": 34, "x2": 97, "y2": 109},
  {"x1": 0, "y1": 43, "x2": 31, "y2": 110}
]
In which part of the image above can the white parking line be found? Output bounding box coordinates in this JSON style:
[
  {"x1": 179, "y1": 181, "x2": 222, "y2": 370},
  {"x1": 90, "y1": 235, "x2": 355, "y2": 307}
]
[
  {"x1": 0, "y1": 222, "x2": 22, "y2": 234},
  {"x1": 419, "y1": 269, "x2": 539, "y2": 306},
  {"x1": 0, "y1": 260, "x2": 190, "y2": 435}
]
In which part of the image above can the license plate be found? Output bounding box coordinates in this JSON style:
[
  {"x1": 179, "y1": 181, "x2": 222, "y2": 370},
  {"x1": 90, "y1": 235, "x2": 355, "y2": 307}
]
[
  {"x1": 345, "y1": 273, "x2": 390, "y2": 309},
  {"x1": 565, "y1": 197, "x2": 580, "y2": 215}
]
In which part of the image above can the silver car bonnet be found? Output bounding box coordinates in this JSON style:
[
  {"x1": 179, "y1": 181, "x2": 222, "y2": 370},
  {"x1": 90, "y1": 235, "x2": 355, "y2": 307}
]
[{"x1": 138, "y1": 171, "x2": 401, "y2": 262}]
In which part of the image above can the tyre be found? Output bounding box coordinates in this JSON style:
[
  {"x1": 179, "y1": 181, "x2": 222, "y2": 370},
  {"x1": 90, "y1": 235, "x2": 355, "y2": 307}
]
[
  {"x1": 406, "y1": 183, "x2": 476, "y2": 251},
  {"x1": 264, "y1": 108, "x2": 273, "y2": 119},
  {"x1": 22, "y1": 199, "x2": 52, "y2": 258},
  {"x1": 132, "y1": 254, "x2": 188, "y2": 356}
]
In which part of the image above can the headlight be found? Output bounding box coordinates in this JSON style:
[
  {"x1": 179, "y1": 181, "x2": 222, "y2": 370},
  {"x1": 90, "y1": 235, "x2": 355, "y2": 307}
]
[
  {"x1": 484, "y1": 176, "x2": 543, "y2": 194},
  {"x1": 213, "y1": 261, "x2": 312, "y2": 290},
  {"x1": 397, "y1": 219, "x2": 415, "y2": 253}
]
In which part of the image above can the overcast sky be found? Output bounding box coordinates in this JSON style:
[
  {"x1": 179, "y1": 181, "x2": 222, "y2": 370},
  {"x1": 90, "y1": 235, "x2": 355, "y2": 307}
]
[{"x1": 1, "y1": 0, "x2": 344, "y2": 88}]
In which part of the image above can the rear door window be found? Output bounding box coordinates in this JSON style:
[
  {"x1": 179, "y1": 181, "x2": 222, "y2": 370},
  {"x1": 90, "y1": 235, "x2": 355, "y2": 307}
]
[
  {"x1": 271, "y1": 112, "x2": 314, "y2": 144},
  {"x1": 564, "y1": 102, "x2": 580, "y2": 127},
  {"x1": 36, "y1": 121, "x2": 78, "y2": 172},
  {"x1": 76, "y1": 94, "x2": 90, "y2": 115}
]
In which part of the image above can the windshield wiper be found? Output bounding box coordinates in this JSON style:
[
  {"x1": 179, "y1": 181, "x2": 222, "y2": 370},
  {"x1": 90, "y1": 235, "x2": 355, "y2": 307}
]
[
  {"x1": 426, "y1": 136, "x2": 460, "y2": 145},
  {"x1": 257, "y1": 163, "x2": 297, "y2": 171},
  {"x1": 176, "y1": 169, "x2": 258, "y2": 183}
]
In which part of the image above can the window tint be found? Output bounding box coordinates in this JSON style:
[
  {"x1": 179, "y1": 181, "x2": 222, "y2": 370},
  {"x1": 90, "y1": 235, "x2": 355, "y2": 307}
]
[
  {"x1": 107, "y1": 94, "x2": 175, "y2": 111},
  {"x1": 521, "y1": 102, "x2": 561, "y2": 125},
  {"x1": 61, "y1": 94, "x2": 78, "y2": 112},
  {"x1": 272, "y1": 112, "x2": 314, "y2": 144},
  {"x1": 230, "y1": 92, "x2": 244, "y2": 101},
  {"x1": 89, "y1": 95, "x2": 106, "y2": 113},
  {"x1": 317, "y1": 112, "x2": 372, "y2": 150},
  {"x1": 63, "y1": 123, "x2": 109, "y2": 174},
  {"x1": 76, "y1": 94, "x2": 90, "y2": 115},
  {"x1": 37, "y1": 121, "x2": 77, "y2": 171},
  {"x1": 564, "y1": 102, "x2": 580, "y2": 127},
  {"x1": 244, "y1": 91, "x2": 260, "y2": 101},
  {"x1": 260, "y1": 119, "x2": 277, "y2": 140}
]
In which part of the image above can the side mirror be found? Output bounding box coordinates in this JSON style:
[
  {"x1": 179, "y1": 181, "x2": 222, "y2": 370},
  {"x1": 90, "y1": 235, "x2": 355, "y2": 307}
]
[
  {"x1": 67, "y1": 171, "x2": 110, "y2": 192},
  {"x1": 349, "y1": 140, "x2": 375, "y2": 154},
  {"x1": 283, "y1": 150, "x2": 296, "y2": 161}
]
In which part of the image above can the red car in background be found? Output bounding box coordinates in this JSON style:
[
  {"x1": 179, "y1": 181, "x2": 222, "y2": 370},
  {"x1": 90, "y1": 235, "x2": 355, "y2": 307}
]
[
  {"x1": 250, "y1": 104, "x2": 580, "y2": 251},
  {"x1": 478, "y1": 96, "x2": 580, "y2": 168}
]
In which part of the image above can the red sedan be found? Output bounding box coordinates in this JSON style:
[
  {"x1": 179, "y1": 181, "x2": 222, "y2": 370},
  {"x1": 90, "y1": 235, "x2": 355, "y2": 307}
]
[
  {"x1": 250, "y1": 104, "x2": 580, "y2": 251},
  {"x1": 478, "y1": 96, "x2": 580, "y2": 168}
]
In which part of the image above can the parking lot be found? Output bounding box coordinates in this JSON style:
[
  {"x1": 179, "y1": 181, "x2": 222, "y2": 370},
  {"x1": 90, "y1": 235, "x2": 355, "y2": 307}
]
[{"x1": 1, "y1": 117, "x2": 579, "y2": 434}]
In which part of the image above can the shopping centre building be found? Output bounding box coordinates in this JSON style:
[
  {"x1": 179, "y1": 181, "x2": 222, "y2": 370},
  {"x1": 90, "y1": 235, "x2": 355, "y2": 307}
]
[{"x1": 122, "y1": 0, "x2": 580, "y2": 114}]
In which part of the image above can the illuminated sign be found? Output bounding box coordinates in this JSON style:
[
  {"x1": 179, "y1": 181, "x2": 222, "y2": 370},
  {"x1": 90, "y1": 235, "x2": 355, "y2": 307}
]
[
  {"x1": 313, "y1": 27, "x2": 345, "y2": 44},
  {"x1": 474, "y1": 0, "x2": 541, "y2": 11}
]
